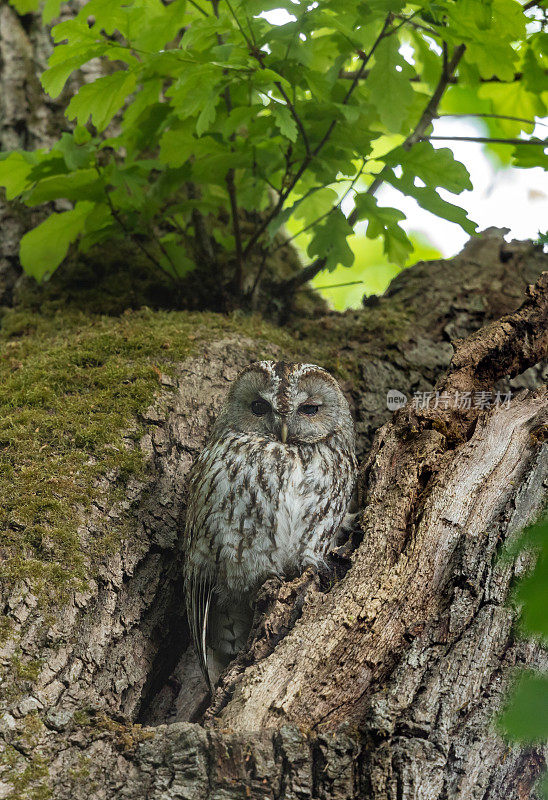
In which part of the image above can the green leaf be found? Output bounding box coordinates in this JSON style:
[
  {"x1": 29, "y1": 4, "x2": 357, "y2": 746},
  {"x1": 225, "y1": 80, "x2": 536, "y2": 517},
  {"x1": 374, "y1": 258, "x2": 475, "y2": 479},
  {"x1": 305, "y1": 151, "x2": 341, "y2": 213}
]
[
  {"x1": 353, "y1": 193, "x2": 413, "y2": 265},
  {"x1": 362, "y1": 0, "x2": 405, "y2": 16},
  {"x1": 196, "y1": 93, "x2": 219, "y2": 137},
  {"x1": 307, "y1": 208, "x2": 354, "y2": 271},
  {"x1": 42, "y1": 44, "x2": 109, "y2": 99},
  {"x1": 158, "y1": 121, "x2": 197, "y2": 167},
  {"x1": 66, "y1": 71, "x2": 138, "y2": 131},
  {"x1": 53, "y1": 132, "x2": 95, "y2": 170},
  {"x1": 8, "y1": 0, "x2": 40, "y2": 11},
  {"x1": 166, "y1": 66, "x2": 222, "y2": 119},
  {"x1": 19, "y1": 202, "x2": 94, "y2": 281},
  {"x1": 385, "y1": 171, "x2": 477, "y2": 235},
  {"x1": 293, "y1": 187, "x2": 339, "y2": 222},
  {"x1": 180, "y1": 14, "x2": 232, "y2": 52},
  {"x1": 499, "y1": 672, "x2": 548, "y2": 742},
  {"x1": 132, "y1": 0, "x2": 188, "y2": 52},
  {"x1": 42, "y1": 0, "x2": 63, "y2": 23},
  {"x1": 25, "y1": 169, "x2": 103, "y2": 205},
  {"x1": 522, "y1": 47, "x2": 548, "y2": 97},
  {"x1": 26, "y1": 155, "x2": 68, "y2": 183},
  {"x1": 512, "y1": 143, "x2": 548, "y2": 171},
  {"x1": 70, "y1": 0, "x2": 149, "y2": 42},
  {"x1": 478, "y1": 82, "x2": 545, "y2": 137},
  {"x1": 367, "y1": 36, "x2": 414, "y2": 132},
  {"x1": 0, "y1": 152, "x2": 33, "y2": 200},
  {"x1": 466, "y1": 39, "x2": 516, "y2": 81},
  {"x1": 252, "y1": 68, "x2": 292, "y2": 94},
  {"x1": 272, "y1": 104, "x2": 298, "y2": 142},
  {"x1": 159, "y1": 238, "x2": 197, "y2": 279},
  {"x1": 308, "y1": 231, "x2": 440, "y2": 311},
  {"x1": 384, "y1": 142, "x2": 472, "y2": 193},
  {"x1": 444, "y1": 0, "x2": 526, "y2": 82}
]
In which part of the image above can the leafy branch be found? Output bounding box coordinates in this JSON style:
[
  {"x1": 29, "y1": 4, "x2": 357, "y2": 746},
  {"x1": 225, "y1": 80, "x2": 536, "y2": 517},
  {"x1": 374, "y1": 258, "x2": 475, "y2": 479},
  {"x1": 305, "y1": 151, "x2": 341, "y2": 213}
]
[
  {"x1": 95, "y1": 163, "x2": 178, "y2": 283},
  {"x1": 277, "y1": 42, "x2": 466, "y2": 294},
  {"x1": 0, "y1": 0, "x2": 545, "y2": 305},
  {"x1": 240, "y1": 14, "x2": 393, "y2": 262},
  {"x1": 356, "y1": 43, "x2": 467, "y2": 208}
]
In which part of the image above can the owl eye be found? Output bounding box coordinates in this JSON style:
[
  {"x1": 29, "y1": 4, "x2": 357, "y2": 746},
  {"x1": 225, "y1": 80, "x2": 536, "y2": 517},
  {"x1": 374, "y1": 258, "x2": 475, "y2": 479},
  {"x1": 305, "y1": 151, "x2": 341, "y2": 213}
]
[
  {"x1": 298, "y1": 403, "x2": 319, "y2": 416},
  {"x1": 251, "y1": 399, "x2": 271, "y2": 416}
]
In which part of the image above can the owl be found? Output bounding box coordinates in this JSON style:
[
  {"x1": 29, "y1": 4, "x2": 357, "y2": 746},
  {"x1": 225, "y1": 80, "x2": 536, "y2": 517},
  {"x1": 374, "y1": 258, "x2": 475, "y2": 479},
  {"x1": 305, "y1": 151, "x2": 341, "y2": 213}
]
[{"x1": 183, "y1": 361, "x2": 357, "y2": 690}]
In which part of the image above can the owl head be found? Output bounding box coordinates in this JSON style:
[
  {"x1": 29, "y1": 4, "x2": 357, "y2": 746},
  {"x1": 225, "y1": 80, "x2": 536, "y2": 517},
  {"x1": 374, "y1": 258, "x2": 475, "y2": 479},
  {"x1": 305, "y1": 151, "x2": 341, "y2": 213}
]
[{"x1": 213, "y1": 361, "x2": 354, "y2": 446}]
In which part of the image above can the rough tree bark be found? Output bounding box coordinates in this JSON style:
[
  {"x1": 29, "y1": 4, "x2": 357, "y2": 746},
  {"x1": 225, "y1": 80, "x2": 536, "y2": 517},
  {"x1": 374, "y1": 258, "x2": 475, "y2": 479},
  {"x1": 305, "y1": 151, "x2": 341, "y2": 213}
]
[{"x1": 1, "y1": 6, "x2": 548, "y2": 800}]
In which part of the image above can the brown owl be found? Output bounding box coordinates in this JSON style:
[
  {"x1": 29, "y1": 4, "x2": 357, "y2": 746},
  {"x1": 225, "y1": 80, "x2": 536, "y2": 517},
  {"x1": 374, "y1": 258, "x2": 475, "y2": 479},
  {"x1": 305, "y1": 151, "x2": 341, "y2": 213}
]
[{"x1": 183, "y1": 361, "x2": 357, "y2": 689}]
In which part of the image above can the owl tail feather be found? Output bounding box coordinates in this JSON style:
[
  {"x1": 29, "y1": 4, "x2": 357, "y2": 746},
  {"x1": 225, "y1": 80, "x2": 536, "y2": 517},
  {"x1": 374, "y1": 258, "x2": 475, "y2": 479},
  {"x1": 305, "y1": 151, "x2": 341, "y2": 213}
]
[{"x1": 187, "y1": 570, "x2": 213, "y2": 693}]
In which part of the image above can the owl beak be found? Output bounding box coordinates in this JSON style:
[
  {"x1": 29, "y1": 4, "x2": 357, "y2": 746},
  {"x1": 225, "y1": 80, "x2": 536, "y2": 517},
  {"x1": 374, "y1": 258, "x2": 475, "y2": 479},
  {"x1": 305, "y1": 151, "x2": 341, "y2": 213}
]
[{"x1": 280, "y1": 420, "x2": 288, "y2": 444}]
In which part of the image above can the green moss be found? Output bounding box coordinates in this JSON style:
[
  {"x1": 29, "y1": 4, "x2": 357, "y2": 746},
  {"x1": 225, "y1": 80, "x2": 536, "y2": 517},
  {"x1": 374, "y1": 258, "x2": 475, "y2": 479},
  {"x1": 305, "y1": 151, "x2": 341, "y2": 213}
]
[
  {"x1": 0, "y1": 306, "x2": 301, "y2": 611},
  {"x1": 11, "y1": 653, "x2": 42, "y2": 683},
  {"x1": 2, "y1": 653, "x2": 44, "y2": 703},
  {"x1": 1, "y1": 749, "x2": 52, "y2": 800},
  {"x1": 0, "y1": 714, "x2": 52, "y2": 800}
]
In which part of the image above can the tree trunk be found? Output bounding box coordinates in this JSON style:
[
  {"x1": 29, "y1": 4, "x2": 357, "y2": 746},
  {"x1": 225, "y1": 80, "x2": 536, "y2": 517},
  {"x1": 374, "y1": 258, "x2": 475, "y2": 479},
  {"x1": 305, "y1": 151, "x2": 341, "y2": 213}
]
[
  {"x1": 1, "y1": 231, "x2": 546, "y2": 799},
  {"x1": 1, "y1": 6, "x2": 548, "y2": 800}
]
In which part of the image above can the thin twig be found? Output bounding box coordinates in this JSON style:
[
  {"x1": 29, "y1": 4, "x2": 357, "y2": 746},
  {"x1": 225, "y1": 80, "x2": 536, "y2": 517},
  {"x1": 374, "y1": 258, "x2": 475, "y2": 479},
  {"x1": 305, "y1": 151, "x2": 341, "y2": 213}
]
[
  {"x1": 188, "y1": 0, "x2": 210, "y2": 17},
  {"x1": 226, "y1": 167, "x2": 244, "y2": 293},
  {"x1": 337, "y1": 70, "x2": 535, "y2": 84},
  {"x1": 389, "y1": 9, "x2": 423, "y2": 34},
  {"x1": 272, "y1": 159, "x2": 368, "y2": 255},
  {"x1": 221, "y1": 78, "x2": 244, "y2": 293},
  {"x1": 281, "y1": 257, "x2": 328, "y2": 294},
  {"x1": 307, "y1": 279, "x2": 364, "y2": 291},
  {"x1": 338, "y1": 68, "x2": 373, "y2": 80},
  {"x1": 250, "y1": 248, "x2": 269, "y2": 302},
  {"x1": 242, "y1": 9, "x2": 258, "y2": 46},
  {"x1": 224, "y1": 0, "x2": 253, "y2": 46},
  {"x1": 151, "y1": 228, "x2": 184, "y2": 278},
  {"x1": 392, "y1": 13, "x2": 437, "y2": 35},
  {"x1": 421, "y1": 135, "x2": 548, "y2": 145},
  {"x1": 187, "y1": 183, "x2": 217, "y2": 268},
  {"x1": 439, "y1": 112, "x2": 547, "y2": 127},
  {"x1": 314, "y1": 15, "x2": 392, "y2": 156}
]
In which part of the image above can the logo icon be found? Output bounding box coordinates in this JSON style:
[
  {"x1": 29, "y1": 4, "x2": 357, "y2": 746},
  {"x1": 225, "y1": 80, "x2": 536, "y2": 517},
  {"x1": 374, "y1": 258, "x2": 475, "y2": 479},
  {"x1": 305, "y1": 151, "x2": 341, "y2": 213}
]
[{"x1": 386, "y1": 389, "x2": 407, "y2": 411}]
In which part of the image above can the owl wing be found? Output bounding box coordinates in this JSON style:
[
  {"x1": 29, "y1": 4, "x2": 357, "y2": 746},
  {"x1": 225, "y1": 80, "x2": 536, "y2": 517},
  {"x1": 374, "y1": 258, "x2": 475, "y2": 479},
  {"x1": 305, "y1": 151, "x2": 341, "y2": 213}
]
[
  {"x1": 184, "y1": 447, "x2": 222, "y2": 692},
  {"x1": 186, "y1": 565, "x2": 213, "y2": 692}
]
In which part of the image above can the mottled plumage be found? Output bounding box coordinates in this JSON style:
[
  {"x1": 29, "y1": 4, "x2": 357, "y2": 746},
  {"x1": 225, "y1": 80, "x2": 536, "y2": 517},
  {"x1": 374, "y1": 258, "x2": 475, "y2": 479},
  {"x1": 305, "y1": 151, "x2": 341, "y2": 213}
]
[{"x1": 183, "y1": 361, "x2": 357, "y2": 689}]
